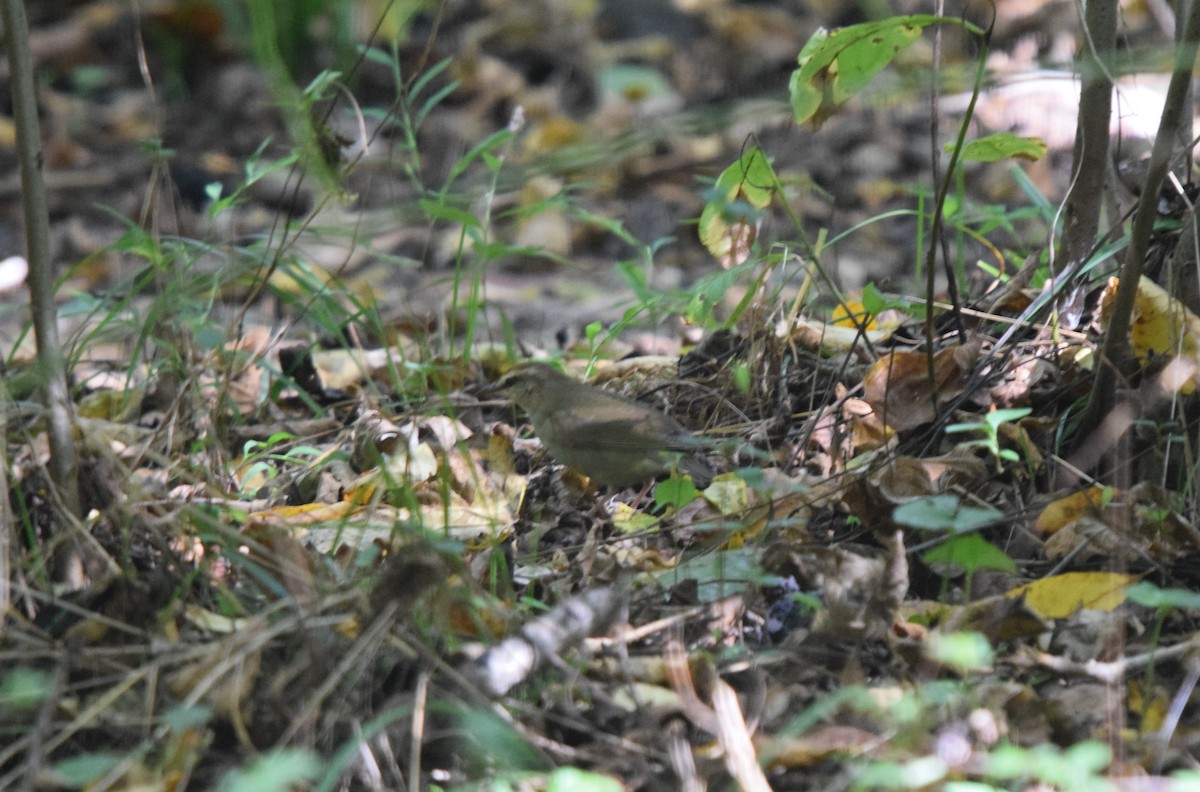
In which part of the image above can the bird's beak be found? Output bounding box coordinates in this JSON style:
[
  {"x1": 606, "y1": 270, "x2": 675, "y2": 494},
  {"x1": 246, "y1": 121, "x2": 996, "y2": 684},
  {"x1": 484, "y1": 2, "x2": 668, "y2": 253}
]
[{"x1": 475, "y1": 378, "x2": 509, "y2": 400}]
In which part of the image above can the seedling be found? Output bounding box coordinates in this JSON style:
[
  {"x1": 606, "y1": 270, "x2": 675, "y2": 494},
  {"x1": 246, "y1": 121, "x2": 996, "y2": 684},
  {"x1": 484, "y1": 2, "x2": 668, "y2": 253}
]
[{"x1": 945, "y1": 407, "x2": 1032, "y2": 470}]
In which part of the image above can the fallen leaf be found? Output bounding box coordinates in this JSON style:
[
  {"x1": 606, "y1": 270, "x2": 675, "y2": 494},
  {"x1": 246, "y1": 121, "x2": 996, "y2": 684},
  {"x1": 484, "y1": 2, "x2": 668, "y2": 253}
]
[
  {"x1": 1099, "y1": 275, "x2": 1200, "y2": 393},
  {"x1": 783, "y1": 316, "x2": 897, "y2": 356},
  {"x1": 703, "y1": 472, "x2": 751, "y2": 517},
  {"x1": 862, "y1": 342, "x2": 978, "y2": 432},
  {"x1": 1035, "y1": 486, "x2": 1112, "y2": 535},
  {"x1": 1006, "y1": 572, "x2": 1139, "y2": 619}
]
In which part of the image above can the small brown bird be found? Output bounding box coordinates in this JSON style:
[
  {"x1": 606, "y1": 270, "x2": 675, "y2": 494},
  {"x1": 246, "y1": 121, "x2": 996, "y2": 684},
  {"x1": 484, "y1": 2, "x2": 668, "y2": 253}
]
[{"x1": 489, "y1": 361, "x2": 711, "y2": 489}]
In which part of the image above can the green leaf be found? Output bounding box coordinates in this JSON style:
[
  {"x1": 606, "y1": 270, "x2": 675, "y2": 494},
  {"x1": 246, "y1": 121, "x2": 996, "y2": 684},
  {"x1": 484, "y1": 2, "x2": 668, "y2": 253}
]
[
  {"x1": 446, "y1": 128, "x2": 514, "y2": 183},
  {"x1": 894, "y1": 495, "x2": 1003, "y2": 533},
  {"x1": 612, "y1": 505, "x2": 658, "y2": 535},
  {"x1": 52, "y1": 753, "x2": 123, "y2": 788},
  {"x1": 853, "y1": 756, "x2": 949, "y2": 788},
  {"x1": 922, "y1": 533, "x2": 1016, "y2": 574},
  {"x1": 986, "y1": 742, "x2": 1113, "y2": 788},
  {"x1": 598, "y1": 64, "x2": 676, "y2": 102},
  {"x1": 659, "y1": 547, "x2": 765, "y2": 602},
  {"x1": 1126, "y1": 581, "x2": 1200, "y2": 610},
  {"x1": 0, "y1": 667, "x2": 51, "y2": 711},
  {"x1": 732, "y1": 362, "x2": 751, "y2": 393},
  {"x1": 953, "y1": 133, "x2": 1048, "y2": 163},
  {"x1": 547, "y1": 767, "x2": 625, "y2": 792},
  {"x1": 698, "y1": 147, "x2": 776, "y2": 266},
  {"x1": 927, "y1": 631, "x2": 993, "y2": 673},
  {"x1": 790, "y1": 27, "x2": 832, "y2": 124},
  {"x1": 219, "y1": 748, "x2": 320, "y2": 792},
  {"x1": 944, "y1": 407, "x2": 1029, "y2": 440},
  {"x1": 790, "y1": 16, "x2": 944, "y2": 125},
  {"x1": 302, "y1": 69, "x2": 342, "y2": 100},
  {"x1": 1171, "y1": 771, "x2": 1200, "y2": 788},
  {"x1": 861, "y1": 281, "x2": 889, "y2": 314},
  {"x1": 654, "y1": 475, "x2": 699, "y2": 510},
  {"x1": 163, "y1": 704, "x2": 213, "y2": 733},
  {"x1": 984, "y1": 407, "x2": 1032, "y2": 429},
  {"x1": 418, "y1": 199, "x2": 480, "y2": 227}
]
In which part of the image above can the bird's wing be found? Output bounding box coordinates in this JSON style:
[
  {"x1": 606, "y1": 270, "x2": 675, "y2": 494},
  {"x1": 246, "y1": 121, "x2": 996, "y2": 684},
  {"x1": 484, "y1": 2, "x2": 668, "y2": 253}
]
[{"x1": 542, "y1": 412, "x2": 667, "y2": 452}]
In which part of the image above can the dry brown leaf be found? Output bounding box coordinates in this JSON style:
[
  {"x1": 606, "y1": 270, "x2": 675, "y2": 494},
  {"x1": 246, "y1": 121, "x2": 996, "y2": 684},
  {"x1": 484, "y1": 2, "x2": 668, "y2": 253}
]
[
  {"x1": 762, "y1": 725, "x2": 880, "y2": 768},
  {"x1": 167, "y1": 628, "x2": 264, "y2": 748},
  {"x1": 843, "y1": 394, "x2": 896, "y2": 452},
  {"x1": 309, "y1": 347, "x2": 407, "y2": 392},
  {"x1": 369, "y1": 546, "x2": 453, "y2": 612},
  {"x1": 240, "y1": 527, "x2": 317, "y2": 606},
  {"x1": 1041, "y1": 483, "x2": 1200, "y2": 565},
  {"x1": 919, "y1": 449, "x2": 991, "y2": 489},
  {"x1": 213, "y1": 325, "x2": 272, "y2": 415},
  {"x1": 774, "y1": 541, "x2": 908, "y2": 640},
  {"x1": 862, "y1": 342, "x2": 978, "y2": 432},
  {"x1": 937, "y1": 594, "x2": 1049, "y2": 643},
  {"x1": 869, "y1": 456, "x2": 937, "y2": 503}
]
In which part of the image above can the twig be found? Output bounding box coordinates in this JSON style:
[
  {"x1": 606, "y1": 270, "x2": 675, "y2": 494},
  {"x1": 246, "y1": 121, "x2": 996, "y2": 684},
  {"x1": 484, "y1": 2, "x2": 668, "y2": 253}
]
[
  {"x1": 1020, "y1": 632, "x2": 1200, "y2": 681},
  {"x1": 460, "y1": 583, "x2": 626, "y2": 697},
  {"x1": 1079, "y1": 0, "x2": 1200, "y2": 446},
  {"x1": 0, "y1": 0, "x2": 81, "y2": 526}
]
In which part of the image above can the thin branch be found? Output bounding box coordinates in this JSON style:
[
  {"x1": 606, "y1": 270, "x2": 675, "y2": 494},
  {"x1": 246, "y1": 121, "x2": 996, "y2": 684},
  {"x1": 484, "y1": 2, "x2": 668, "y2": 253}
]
[
  {"x1": 1060, "y1": 0, "x2": 1117, "y2": 273},
  {"x1": 0, "y1": 0, "x2": 81, "y2": 525},
  {"x1": 1077, "y1": 0, "x2": 1200, "y2": 454}
]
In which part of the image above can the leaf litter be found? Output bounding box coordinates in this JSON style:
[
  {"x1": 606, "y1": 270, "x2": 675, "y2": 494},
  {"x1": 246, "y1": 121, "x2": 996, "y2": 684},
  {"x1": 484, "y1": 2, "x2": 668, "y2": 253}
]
[{"x1": 2, "y1": 2, "x2": 1200, "y2": 791}]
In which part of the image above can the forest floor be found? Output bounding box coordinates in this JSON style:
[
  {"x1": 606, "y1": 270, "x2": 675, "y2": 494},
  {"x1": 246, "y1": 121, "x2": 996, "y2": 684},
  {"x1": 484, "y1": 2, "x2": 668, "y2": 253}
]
[{"x1": 2, "y1": 1, "x2": 1199, "y2": 791}]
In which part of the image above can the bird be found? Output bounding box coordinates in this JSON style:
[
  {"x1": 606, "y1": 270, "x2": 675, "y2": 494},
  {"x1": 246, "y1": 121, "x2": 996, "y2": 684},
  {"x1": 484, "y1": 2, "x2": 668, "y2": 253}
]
[{"x1": 487, "y1": 361, "x2": 712, "y2": 489}]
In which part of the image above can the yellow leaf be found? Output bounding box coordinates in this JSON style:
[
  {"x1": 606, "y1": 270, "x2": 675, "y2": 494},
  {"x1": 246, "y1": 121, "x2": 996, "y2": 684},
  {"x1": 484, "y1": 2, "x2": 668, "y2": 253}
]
[
  {"x1": 183, "y1": 604, "x2": 249, "y2": 634},
  {"x1": 698, "y1": 147, "x2": 774, "y2": 267},
  {"x1": 267, "y1": 259, "x2": 331, "y2": 296},
  {"x1": 248, "y1": 501, "x2": 356, "y2": 527},
  {"x1": 1006, "y1": 571, "x2": 1139, "y2": 619},
  {"x1": 703, "y1": 473, "x2": 750, "y2": 517},
  {"x1": 786, "y1": 317, "x2": 897, "y2": 355},
  {"x1": 1130, "y1": 680, "x2": 1169, "y2": 735},
  {"x1": 1034, "y1": 486, "x2": 1112, "y2": 535},
  {"x1": 523, "y1": 116, "x2": 585, "y2": 155},
  {"x1": 0, "y1": 115, "x2": 16, "y2": 148},
  {"x1": 1100, "y1": 276, "x2": 1200, "y2": 393},
  {"x1": 78, "y1": 388, "x2": 142, "y2": 421},
  {"x1": 611, "y1": 502, "x2": 658, "y2": 534},
  {"x1": 832, "y1": 300, "x2": 877, "y2": 330}
]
